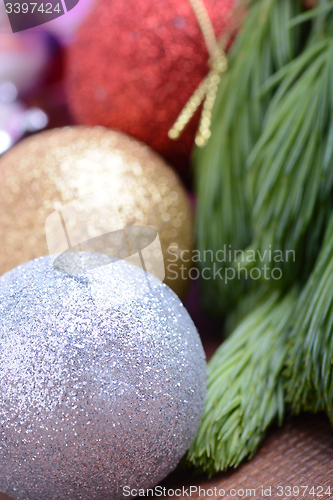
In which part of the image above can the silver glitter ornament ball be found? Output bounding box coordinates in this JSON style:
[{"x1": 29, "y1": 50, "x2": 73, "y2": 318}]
[{"x1": 0, "y1": 255, "x2": 206, "y2": 500}]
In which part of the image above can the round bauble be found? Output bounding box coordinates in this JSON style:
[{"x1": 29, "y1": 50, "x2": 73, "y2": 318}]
[
  {"x1": 65, "y1": 0, "x2": 234, "y2": 159},
  {"x1": 0, "y1": 254, "x2": 206, "y2": 500},
  {"x1": 0, "y1": 126, "x2": 193, "y2": 297}
]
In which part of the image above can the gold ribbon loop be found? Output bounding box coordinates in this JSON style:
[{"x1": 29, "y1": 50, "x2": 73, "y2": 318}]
[{"x1": 168, "y1": 0, "x2": 229, "y2": 148}]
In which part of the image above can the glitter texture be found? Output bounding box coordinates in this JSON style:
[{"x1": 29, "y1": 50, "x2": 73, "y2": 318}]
[
  {"x1": 0, "y1": 255, "x2": 206, "y2": 500},
  {"x1": 0, "y1": 126, "x2": 193, "y2": 297},
  {"x1": 65, "y1": 0, "x2": 235, "y2": 158}
]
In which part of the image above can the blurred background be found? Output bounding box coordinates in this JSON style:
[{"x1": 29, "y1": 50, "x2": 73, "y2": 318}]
[{"x1": 0, "y1": 0, "x2": 95, "y2": 153}]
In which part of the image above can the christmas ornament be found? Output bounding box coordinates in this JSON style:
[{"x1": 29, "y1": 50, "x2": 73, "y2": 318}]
[
  {"x1": 0, "y1": 126, "x2": 193, "y2": 297},
  {"x1": 0, "y1": 254, "x2": 206, "y2": 500},
  {"x1": 194, "y1": 0, "x2": 301, "y2": 314},
  {"x1": 188, "y1": 290, "x2": 295, "y2": 473},
  {"x1": 65, "y1": 0, "x2": 234, "y2": 159}
]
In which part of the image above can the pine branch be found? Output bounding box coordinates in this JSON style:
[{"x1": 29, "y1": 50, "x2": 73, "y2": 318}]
[
  {"x1": 187, "y1": 291, "x2": 295, "y2": 474},
  {"x1": 195, "y1": 0, "x2": 302, "y2": 314},
  {"x1": 246, "y1": 9, "x2": 333, "y2": 287}
]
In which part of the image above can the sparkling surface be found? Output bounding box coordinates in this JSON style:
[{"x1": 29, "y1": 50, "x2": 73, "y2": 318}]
[
  {"x1": 0, "y1": 255, "x2": 206, "y2": 500},
  {"x1": 0, "y1": 126, "x2": 193, "y2": 297},
  {"x1": 65, "y1": 0, "x2": 234, "y2": 158}
]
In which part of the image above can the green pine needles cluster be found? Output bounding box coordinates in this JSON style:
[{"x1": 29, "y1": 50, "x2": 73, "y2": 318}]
[
  {"x1": 190, "y1": 0, "x2": 333, "y2": 474},
  {"x1": 195, "y1": 0, "x2": 301, "y2": 313},
  {"x1": 188, "y1": 291, "x2": 295, "y2": 474},
  {"x1": 247, "y1": 9, "x2": 333, "y2": 285}
]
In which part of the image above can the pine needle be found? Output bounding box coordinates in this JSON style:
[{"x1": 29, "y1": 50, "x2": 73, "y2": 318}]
[{"x1": 187, "y1": 291, "x2": 296, "y2": 474}]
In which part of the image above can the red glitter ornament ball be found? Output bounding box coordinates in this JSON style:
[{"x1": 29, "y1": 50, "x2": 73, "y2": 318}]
[{"x1": 65, "y1": 0, "x2": 235, "y2": 160}]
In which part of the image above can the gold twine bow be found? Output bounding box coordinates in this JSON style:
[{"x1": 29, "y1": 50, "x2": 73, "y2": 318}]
[{"x1": 168, "y1": 0, "x2": 229, "y2": 147}]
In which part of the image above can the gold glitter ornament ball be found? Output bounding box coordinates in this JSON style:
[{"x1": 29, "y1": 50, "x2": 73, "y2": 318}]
[{"x1": 0, "y1": 127, "x2": 193, "y2": 297}]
